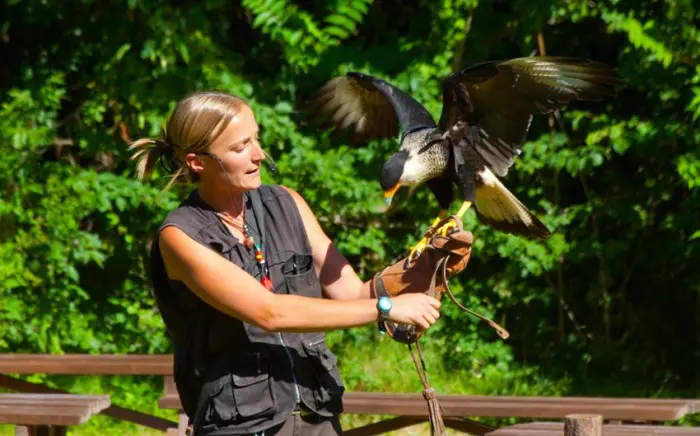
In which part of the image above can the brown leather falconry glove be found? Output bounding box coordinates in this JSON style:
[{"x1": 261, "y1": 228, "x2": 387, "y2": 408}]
[{"x1": 371, "y1": 216, "x2": 509, "y2": 343}]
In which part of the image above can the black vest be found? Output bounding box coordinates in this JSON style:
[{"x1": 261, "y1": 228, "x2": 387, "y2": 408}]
[{"x1": 150, "y1": 185, "x2": 345, "y2": 435}]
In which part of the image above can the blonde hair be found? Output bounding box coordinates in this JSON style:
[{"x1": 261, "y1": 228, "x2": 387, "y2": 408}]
[{"x1": 129, "y1": 92, "x2": 248, "y2": 188}]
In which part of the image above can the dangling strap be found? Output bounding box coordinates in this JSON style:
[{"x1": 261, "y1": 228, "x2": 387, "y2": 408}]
[
  {"x1": 435, "y1": 259, "x2": 510, "y2": 340},
  {"x1": 408, "y1": 341, "x2": 446, "y2": 436}
]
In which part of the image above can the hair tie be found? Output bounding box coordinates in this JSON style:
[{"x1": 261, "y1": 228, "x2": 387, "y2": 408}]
[
  {"x1": 154, "y1": 138, "x2": 177, "y2": 173},
  {"x1": 153, "y1": 138, "x2": 172, "y2": 150}
]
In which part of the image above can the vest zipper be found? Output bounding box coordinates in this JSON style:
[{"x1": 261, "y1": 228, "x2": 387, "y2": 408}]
[{"x1": 277, "y1": 332, "x2": 301, "y2": 402}]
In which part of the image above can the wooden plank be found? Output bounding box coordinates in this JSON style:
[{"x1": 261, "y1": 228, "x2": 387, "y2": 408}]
[
  {"x1": 341, "y1": 393, "x2": 694, "y2": 421},
  {"x1": 487, "y1": 422, "x2": 700, "y2": 436},
  {"x1": 0, "y1": 354, "x2": 173, "y2": 375},
  {"x1": 0, "y1": 394, "x2": 110, "y2": 414},
  {"x1": 0, "y1": 404, "x2": 96, "y2": 426},
  {"x1": 164, "y1": 376, "x2": 176, "y2": 395},
  {"x1": 157, "y1": 390, "x2": 696, "y2": 412},
  {"x1": 158, "y1": 394, "x2": 181, "y2": 410},
  {"x1": 342, "y1": 398, "x2": 688, "y2": 421},
  {"x1": 91, "y1": 403, "x2": 176, "y2": 432},
  {"x1": 0, "y1": 374, "x2": 176, "y2": 431},
  {"x1": 343, "y1": 417, "x2": 427, "y2": 436},
  {"x1": 347, "y1": 392, "x2": 694, "y2": 408},
  {"x1": 158, "y1": 390, "x2": 696, "y2": 421},
  {"x1": 443, "y1": 418, "x2": 495, "y2": 436}
]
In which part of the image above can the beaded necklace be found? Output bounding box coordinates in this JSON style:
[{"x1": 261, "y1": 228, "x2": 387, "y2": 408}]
[
  {"x1": 192, "y1": 150, "x2": 274, "y2": 292},
  {"x1": 216, "y1": 202, "x2": 273, "y2": 291}
]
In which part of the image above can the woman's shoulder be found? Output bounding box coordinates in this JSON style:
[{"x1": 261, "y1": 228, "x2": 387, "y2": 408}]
[
  {"x1": 256, "y1": 185, "x2": 313, "y2": 224},
  {"x1": 158, "y1": 190, "x2": 217, "y2": 240},
  {"x1": 256, "y1": 184, "x2": 303, "y2": 204}
]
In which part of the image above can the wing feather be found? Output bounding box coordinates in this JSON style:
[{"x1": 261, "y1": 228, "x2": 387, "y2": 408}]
[
  {"x1": 439, "y1": 56, "x2": 623, "y2": 176},
  {"x1": 303, "y1": 72, "x2": 436, "y2": 144}
]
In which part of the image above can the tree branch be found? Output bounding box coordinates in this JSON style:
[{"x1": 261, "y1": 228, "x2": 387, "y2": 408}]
[{"x1": 451, "y1": 8, "x2": 475, "y2": 72}]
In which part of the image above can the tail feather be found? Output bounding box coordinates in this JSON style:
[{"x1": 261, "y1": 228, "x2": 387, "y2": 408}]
[{"x1": 474, "y1": 169, "x2": 551, "y2": 240}]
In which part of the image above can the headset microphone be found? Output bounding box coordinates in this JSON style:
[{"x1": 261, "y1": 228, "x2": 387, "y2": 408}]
[
  {"x1": 262, "y1": 150, "x2": 278, "y2": 174},
  {"x1": 199, "y1": 151, "x2": 278, "y2": 174}
]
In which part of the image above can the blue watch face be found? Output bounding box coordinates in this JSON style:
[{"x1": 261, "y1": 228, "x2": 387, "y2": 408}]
[{"x1": 378, "y1": 297, "x2": 392, "y2": 311}]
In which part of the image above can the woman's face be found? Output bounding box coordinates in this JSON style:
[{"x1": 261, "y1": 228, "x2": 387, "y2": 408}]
[{"x1": 192, "y1": 105, "x2": 266, "y2": 193}]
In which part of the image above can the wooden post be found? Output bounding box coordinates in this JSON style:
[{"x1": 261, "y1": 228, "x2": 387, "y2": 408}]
[{"x1": 565, "y1": 414, "x2": 602, "y2": 436}]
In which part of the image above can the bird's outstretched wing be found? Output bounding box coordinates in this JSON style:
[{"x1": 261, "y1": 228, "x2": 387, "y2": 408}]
[
  {"x1": 303, "y1": 72, "x2": 437, "y2": 143},
  {"x1": 439, "y1": 57, "x2": 623, "y2": 176}
]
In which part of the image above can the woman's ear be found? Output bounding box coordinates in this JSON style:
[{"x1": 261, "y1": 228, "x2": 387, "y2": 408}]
[{"x1": 185, "y1": 152, "x2": 206, "y2": 174}]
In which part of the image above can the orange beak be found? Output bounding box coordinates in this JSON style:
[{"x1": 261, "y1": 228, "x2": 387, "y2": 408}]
[{"x1": 383, "y1": 183, "x2": 401, "y2": 206}]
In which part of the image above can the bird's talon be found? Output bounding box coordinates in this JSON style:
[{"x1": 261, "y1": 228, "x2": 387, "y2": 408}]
[
  {"x1": 437, "y1": 221, "x2": 458, "y2": 237},
  {"x1": 407, "y1": 237, "x2": 430, "y2": 263}
]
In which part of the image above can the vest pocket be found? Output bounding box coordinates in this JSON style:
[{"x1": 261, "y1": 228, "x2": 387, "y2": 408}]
[
  {"x1": 232, "y1": 351, "x2": 275, "y2": 417},
  {"x1": 282, "y1": 254, "x2": 321, "y2": 296},
  {"x1": 232, "y1": 366, "x2": 274, "y2": 417},
  {"x1": 205, "y1": 375, "x2": 235, "y2": 424},
  {"x1": 302, "y1": 337, "x2": 345, "y2": 405},
  {"x1": 204, "y1": 352, "x2": 274, "y2": 424}
]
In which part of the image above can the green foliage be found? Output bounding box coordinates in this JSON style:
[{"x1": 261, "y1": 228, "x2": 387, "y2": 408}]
[
  {"x1": 242, "y1": 0, "x2": 373, "y2": 71},
  {"x1": 2, "y1": 0, "x2": 700, "y2": 432}
]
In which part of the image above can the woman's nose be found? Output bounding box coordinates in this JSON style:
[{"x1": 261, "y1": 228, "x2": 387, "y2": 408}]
[{"x1": 252, "y1": 140, "x2": 266, "y2": 161}]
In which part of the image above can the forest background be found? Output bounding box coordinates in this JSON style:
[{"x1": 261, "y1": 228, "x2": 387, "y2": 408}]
[{"x1": 1, "y1": 0, "x2": 699, "y2": 434}]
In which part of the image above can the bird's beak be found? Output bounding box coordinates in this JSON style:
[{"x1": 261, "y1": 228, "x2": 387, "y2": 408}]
[{"x1": 383, "y1": 183, "x2": 401, "y2": 206}]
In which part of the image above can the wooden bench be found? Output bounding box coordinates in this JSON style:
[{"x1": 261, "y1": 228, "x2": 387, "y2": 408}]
[
  {"x1": 0, "y1": 354, "x2": 176, "y2": 433},
  {"x1": 487, "y1": 421, "x2": 700, "y2": 436},
  {"x1": 158, "y1": 377, "x2": 700, "y2": 436},
  {"x1": 0, "y1": 393, "x2": 110, "y2": 436}
]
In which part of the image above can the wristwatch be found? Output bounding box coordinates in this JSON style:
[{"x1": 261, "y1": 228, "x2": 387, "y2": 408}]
[{"x1": 376, "y1": 296, "x2": 392, "y2": 334}]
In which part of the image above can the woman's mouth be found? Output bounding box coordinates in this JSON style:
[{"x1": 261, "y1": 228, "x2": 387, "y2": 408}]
[{"x1": 246, "y1": 167, "x2": 259, "y2": 175}]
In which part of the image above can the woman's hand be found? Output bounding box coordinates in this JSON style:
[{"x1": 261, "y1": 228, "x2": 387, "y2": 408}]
[{"x1": 387, "y1": 293, "x2": 441, "y2": 330}]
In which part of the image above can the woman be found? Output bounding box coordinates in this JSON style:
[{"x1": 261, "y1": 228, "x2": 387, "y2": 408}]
[{"x1": 130, "y1": 91, "x2": 473, "y2": 436}]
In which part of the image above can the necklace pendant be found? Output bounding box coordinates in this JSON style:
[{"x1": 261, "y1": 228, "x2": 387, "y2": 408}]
[
  {"x1": 261, "y1": 276, "x2": 273, "y2": 291},
  {"x1": 243, "y1": 235, "x2": 255, "y2": 249}
]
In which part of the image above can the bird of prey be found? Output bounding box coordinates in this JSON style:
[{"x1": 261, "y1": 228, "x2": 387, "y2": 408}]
[{"x1": 304, "y1": 57, "x2": 621, "y2": 257}]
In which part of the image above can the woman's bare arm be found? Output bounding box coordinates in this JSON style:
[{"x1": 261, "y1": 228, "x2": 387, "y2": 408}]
[{"x1": 159, "y1": 226, "x2": 439, "y2": 332}]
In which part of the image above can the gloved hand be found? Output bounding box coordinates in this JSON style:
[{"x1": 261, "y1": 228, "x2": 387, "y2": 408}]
[
  {"x1": 370, "y1": 216, "x2": 474, "y2": 343},
  {"x1": 373, "y1": 216, "x2": 473, "y2": 296}
]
